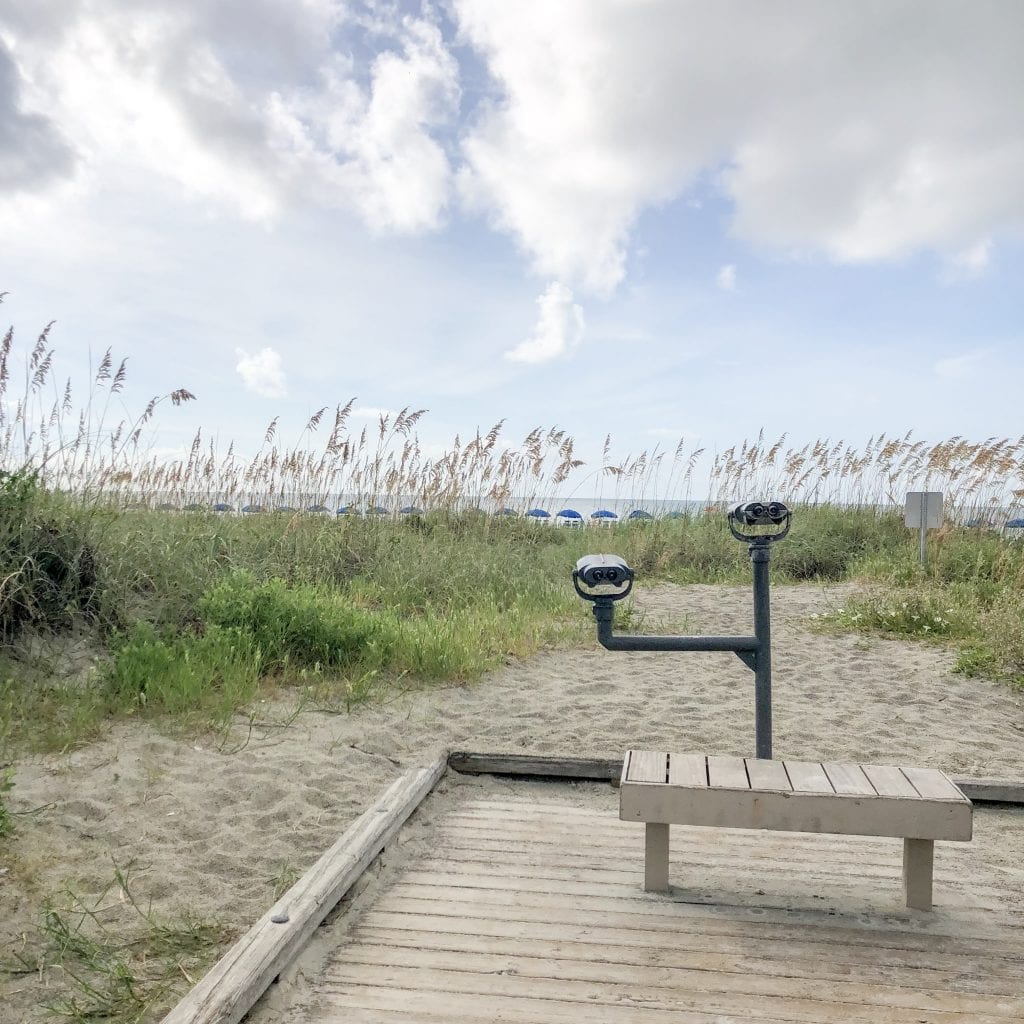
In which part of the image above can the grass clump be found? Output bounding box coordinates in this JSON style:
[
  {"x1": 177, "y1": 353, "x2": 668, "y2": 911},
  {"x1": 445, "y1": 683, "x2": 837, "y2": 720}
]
[
  {"x1": 0, "y1": 766, "x2": 13, "y2": 839},
  {"x1": 8, "y1": 864, "x2": 230, "y2": 1024},
  {"x1": 813, "y1": 526, "x2": 1024, "y2": 688}
]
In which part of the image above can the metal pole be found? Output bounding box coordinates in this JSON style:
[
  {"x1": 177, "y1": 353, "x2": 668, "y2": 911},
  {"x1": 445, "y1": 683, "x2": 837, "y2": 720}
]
[{"x1": 750, "y1": 540, "x2": 773, "y2": 759}]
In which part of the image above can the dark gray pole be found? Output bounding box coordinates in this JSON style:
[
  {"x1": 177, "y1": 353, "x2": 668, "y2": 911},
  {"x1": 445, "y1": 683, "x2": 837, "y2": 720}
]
[{"x1": 750, "y1": 541, "x2": 773, "y2": 759}]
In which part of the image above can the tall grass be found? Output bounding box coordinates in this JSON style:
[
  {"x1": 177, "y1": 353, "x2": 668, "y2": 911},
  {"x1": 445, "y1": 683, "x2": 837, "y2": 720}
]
[{"x1": 1, "y1": 306, "x2": 1023, "y2": 757}]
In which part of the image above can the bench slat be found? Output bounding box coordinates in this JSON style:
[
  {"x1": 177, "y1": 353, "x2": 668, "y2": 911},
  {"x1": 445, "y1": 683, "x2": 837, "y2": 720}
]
[
  {"x1": 783, "y1": 760, "x2": 835, "y2": 794},
  {"x1": 707, "y1": 755, "x2": 749, "y2": 790},
  {"x1": 744, "y1": 758, "x2": 791, "y2": 791},
  {"x1": 668, "y1": 753, "x2": 707, "y2": 788},
  {"x1": 862, "y1": 764, "x2": 919, "y2": 798},
  {"x1": 822, "y1": 762, "x2": 876, "y2": 796},
  {"x1": 901, "y1": 766, "x2": 968, "y2": 802},
  {"x1": 627, "y1": 750, "x2": 667, "y2": 783}
]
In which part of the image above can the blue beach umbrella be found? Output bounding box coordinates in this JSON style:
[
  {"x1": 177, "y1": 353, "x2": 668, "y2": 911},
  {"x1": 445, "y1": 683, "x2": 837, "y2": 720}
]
[
  {"x1": 336, "y1": 505, "x2": 352, "y2": 516},
  {"x1": 628, "y1": 509, "x2": 654, "y2": 520},
  {"x1": 305, "y1": 504, "x2": 330, "y2": 514},
  {"x1": 590, "y1": 509, "x2": 618, "y2": 521},
  {"x1": 366, "y1": 505, "x2": 389, "y2": 516},
  {"x1": 212, "y1": 502, "x2": 233, "y2": 513},
  {"x1": 1007, "y1": 518, "x2": 1024, "y2": 528},
  {"x1": 400, "y1": 505, "x2": 423, "y2": 515},
  {"x1": 557, "y1": 508, "x2": 582, "y2": 519},
  {"x1": 526, "y1": 508, "x2": 551, "y2": 520},
  {"x1": 241, "y1": 503, "x2": 265, "y2": 514}
]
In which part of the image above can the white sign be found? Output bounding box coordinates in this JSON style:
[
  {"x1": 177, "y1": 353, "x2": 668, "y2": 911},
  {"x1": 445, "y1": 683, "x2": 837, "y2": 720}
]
[{"x1": 904, "y1": 492, "x2": 943, "y2": 529}]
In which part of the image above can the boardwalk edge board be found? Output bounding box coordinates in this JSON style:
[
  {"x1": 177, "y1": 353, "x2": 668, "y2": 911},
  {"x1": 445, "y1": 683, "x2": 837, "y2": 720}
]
[
  {"x1": 447, "y1": 751, "x2": 1024, "y2": 805},
  {"x1": 160, "y1": 754, "x2": 448, "y2": 1024}
]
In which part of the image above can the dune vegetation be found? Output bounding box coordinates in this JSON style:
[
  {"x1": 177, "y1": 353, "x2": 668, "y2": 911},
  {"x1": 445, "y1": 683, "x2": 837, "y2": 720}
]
[{"x1": 1, "y1": 310, "x2": 1023, "y2": 764}]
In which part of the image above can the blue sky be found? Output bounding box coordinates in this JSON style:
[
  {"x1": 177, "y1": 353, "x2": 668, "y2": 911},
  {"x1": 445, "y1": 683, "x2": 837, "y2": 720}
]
[{"x1": 1, "y1": 0, "x2": 1021, "y2": 494}]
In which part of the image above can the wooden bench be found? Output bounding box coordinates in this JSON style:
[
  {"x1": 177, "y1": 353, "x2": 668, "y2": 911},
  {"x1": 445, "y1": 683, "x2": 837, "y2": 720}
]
[{"x1": 619, "y1": 751, "x2": 972, "y2": 910}]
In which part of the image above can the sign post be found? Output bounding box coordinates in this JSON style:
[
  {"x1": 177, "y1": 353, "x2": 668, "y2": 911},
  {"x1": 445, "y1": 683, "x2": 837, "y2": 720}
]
[{"x1": 904, "y1": 491, "x2": 943, "y2": 565}]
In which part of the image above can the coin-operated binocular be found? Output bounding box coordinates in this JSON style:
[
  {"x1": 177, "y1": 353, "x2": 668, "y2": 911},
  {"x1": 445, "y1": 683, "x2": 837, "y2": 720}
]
[{"x1": 573, "y1": 501, "x2": 791, "y2": 759}]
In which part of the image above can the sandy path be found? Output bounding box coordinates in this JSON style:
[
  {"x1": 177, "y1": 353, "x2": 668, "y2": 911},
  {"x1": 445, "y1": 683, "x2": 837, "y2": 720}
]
[{"x1": 2, "y1": 582, "x2": 1022, "y2": 1020}]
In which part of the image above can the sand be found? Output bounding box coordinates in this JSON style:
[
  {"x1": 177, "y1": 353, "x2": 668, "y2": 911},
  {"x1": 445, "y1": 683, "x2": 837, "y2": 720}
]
[{"x1": 2, "y1": 582, "x2": 1023, "y2": 1020}]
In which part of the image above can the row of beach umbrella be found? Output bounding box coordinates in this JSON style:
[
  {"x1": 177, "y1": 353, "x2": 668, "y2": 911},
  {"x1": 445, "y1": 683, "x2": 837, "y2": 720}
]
[{"x1": 149, "y1": 503, "x2": 661, "y2": 521}]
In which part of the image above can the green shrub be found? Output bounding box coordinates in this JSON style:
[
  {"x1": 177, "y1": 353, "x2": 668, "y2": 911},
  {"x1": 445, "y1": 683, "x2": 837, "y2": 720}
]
[
  {"x1": 198, "y1": 572, "x2": 381, "y2": 673},
  {"x1": 0, "y1": 472, "x2": 102, "y2": 642},
  {"x1": 105, "y1": 621, "x2": 263, "y2": 717}
]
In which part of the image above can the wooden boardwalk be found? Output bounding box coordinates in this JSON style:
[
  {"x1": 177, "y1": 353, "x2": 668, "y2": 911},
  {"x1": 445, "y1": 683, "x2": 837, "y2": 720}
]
[{"x1": 302, "y1": 792, "x2": 1024, "y2": 1023}]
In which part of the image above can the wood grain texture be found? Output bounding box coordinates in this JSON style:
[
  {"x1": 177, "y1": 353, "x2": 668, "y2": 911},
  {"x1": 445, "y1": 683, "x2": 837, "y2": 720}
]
[{"x1": 300, "y1": 794, "x2": 1024, "y2": 1024}]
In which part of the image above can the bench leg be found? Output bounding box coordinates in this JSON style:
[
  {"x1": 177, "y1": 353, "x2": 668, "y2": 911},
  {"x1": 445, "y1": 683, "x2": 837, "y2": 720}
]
[
  {"x1": 644, "y1": 823, "x2": 670, "y2": 892},
  {"x1": 903, "y1": 838, "x2": 934, "y2": 911}
]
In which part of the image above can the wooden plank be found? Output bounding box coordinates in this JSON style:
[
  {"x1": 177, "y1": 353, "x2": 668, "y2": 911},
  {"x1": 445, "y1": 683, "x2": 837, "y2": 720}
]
[
  {"x1": 328, "y1": 943, "x2": 1024, "y2": 1018},
  {"x1": 625, "y1": 749, "x2": 667, "y2": 783},
  {"x1": 448, "y1": 751, "x2": 621, "y2": 781},
  {"x1": 668, "y1": 752, "x2": 708, "y2": 787},
  {"x1": 374, "y1": 887, "x2": 1024, "y2": 956},
  {"x1": 707, "y1": 755, "x2": 750, "y2": 790},
  {"x1": 861, "y1": 764, "x2": 920, "y2": 798},
  {"x1": 316, "y1": 983, "x2": 816, "y2": 1024},
  {"x1": 745, "y1": 758, "x2": 792, "y2": 791},
  {"x1": 159, "y1": 756, "x2": 447, "y2": 1024},
  {"x1": 620, "y1": 783, "x2": 973, "y2": 840},
  {"x1": 445, "y1": 752, "x2": 1024, "y2": 805},
  {"x1": 347, "y1": 926, "x2": 1024, "y2": 997},
  {"x1": 823, "y1": 762, "x2": 876, "y2": 796},
  {"x1": 953, "y1": 777, "x2": 1024, "y2": 804},
  {"x1": 358, "y1": 911, "x2": 1024, "y2": 976},
  {"x1": 319, "y1": 961, "x2": 1015, "y2": 1023},
  {"x1": 902, "y1": 767, "x2": 970, "y2": 803},
  {"x1": 784, "y1": 760, "x2": 835, "y2": 794}
]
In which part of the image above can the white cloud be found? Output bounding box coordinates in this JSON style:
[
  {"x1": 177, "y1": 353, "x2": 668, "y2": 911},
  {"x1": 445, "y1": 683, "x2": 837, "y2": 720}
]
[
  {"x1": 933, "y1": 352, "x2": 986, "y2": 380},
  {"x1": 716, "y1": 264, "x2": 737, "y2": 291},
  {"x1": 454, "y1": 0, "x2": 1024, "y2": 290},
  {"x1": 236, "y1": 346, "x2": 287, "y2": 397},
  {"x1": 1, "y1": 1, "x2": 459, "y2": 230},
  {"x1": 505, "y1": 282, "x2": 585, "y2": 364}
]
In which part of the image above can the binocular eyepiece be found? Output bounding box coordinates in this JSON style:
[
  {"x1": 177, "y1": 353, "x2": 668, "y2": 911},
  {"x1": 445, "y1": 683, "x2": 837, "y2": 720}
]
[
  {"x1": 572, "y1": 554, "x2": 635, "y2": 601},
  {"x1": 729, "y1": 501, "x2": 789, "y2": 527},
  {"x1": 728, "y1": 499, "x2": 792, "y2": 542}
]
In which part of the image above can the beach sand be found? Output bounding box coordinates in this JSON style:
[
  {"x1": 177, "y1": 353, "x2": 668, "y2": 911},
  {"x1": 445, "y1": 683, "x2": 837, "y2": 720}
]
[{"x1": 2, "y1": 582, "x2": 1023, "y2": 1020}]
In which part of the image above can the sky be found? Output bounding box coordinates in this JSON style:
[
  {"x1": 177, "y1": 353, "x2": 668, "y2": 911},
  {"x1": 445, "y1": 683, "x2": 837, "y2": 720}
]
[{"x1": 1, "y1": 0, "x2": 1022, "y2": 493}]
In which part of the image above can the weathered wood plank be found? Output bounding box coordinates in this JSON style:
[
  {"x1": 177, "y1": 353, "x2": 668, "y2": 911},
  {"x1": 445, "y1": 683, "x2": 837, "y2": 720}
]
[
  {"x1": 319, "y1": 961, "x2": 1013, "y2": 1023},
  {"x1": 159, "y1": 756, "x2": 447, "y2": 1024},
  {"x1": 626, "y1": 749, "x2": 668, "y2": 783},
  {"x1": 356, "y1": 910, "x2": 1024, "y2": 975},
  {"x1": 823, "y1": 762, "x2": 876, "y2": 796},
  {"x1": 902, "y1": 767, "x2": 969, "y2": 803},
  {"x1": 858, "y1": 764, "x2": 920, "y2": 798},
  {"x1": 445, "y1": 752, "x2": 1024, "y2": 805},
  {"x1": 745, "y1": 758, "x2": 792, "y2": 791},
  {"x1": 707, "y1": 754, "x2": 749, "y2": 790},
  {"x1": 448, "y1": 751, "x2": 621, "y2": 780},
  {"x1": 784, "y1": 760, "x2": 835, "y2": 794},
  {"x1": 668, "y1": 752, "x2": 708, "y2": 787},
  {"x1": 344, "y1": 926, "x2": 1024, "y2": 996},
  {"x1": 620, "y1": 784, "x2": 973, "y2": 840},
  {"x1": 373, "y1": 887, "x2": 1024, "y2": 955},
  {"x1": 327, "y1": 943, "x2": 1024, "y2": 1018}
]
